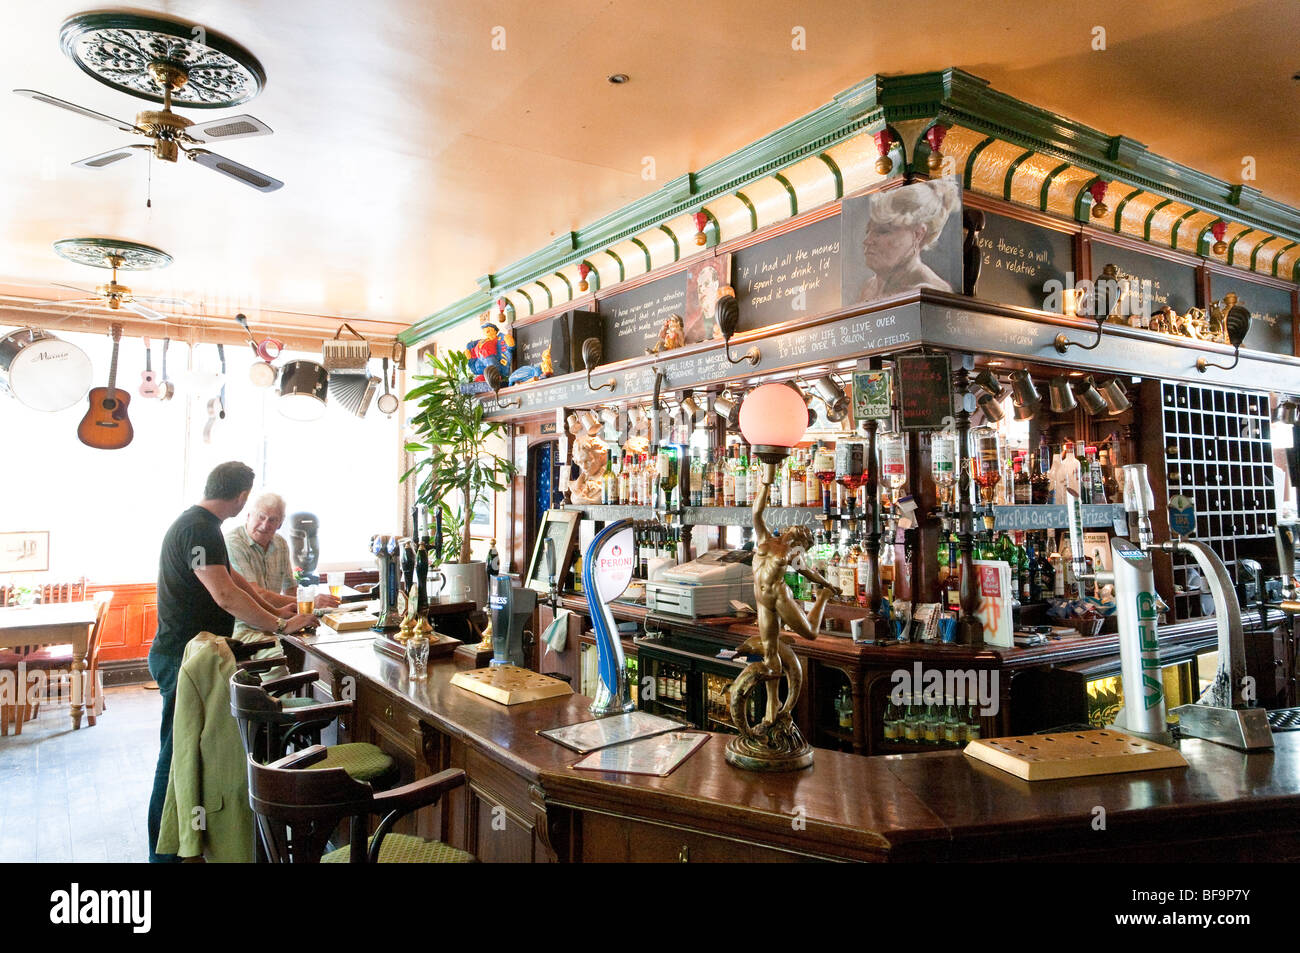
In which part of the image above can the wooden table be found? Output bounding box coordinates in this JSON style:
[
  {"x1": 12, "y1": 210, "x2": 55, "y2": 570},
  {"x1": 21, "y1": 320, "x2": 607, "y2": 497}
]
[{"x1": 0, "y1": 601, "x2": 97, "y2": 729}]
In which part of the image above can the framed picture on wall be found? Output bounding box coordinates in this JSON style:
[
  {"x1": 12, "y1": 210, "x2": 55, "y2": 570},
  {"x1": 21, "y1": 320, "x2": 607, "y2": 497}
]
[
  {"x1": 0, "y1": 531, "x2": 49, "y2": 573},
  {"x1": 524, "y1": 509, "x2": 580, "y2": 595}
]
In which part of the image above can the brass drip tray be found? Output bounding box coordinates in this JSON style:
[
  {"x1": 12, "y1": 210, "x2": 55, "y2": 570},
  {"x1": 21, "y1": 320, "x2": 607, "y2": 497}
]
[{"x1": 1267, "y1": 708, "x2": 1300, "y2": 732}]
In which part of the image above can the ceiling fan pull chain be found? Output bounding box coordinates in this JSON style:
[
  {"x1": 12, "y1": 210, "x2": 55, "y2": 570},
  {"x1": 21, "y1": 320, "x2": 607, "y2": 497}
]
[{"x1": 146, "y1": 151, "x2": 153, "y2": 209}]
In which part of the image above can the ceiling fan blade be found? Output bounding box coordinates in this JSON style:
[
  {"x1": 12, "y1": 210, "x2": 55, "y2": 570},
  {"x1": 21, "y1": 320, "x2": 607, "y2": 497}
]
[
  {"x1": 124, "y1": 301, "x2": 166, "y2": 321},
  {"x1": 32, "y1": 297, "x2": 100, "y2": 307},
  {"x1": 186, "y1": 113, "x2": 273, "y2": 143},
  {"x1": 13, "y1": 89, "x2": 140, "y2": 134},
  {"x1": 132, "y1": 294, "x2": 192, "y2": 307},
  {"x1": 186, "y1": 148, "x2": 283, "y2": 193},
  {"x1": 51, "y1": 282, "x2": 99, "y2": 294},
  {"x1": 72, "y1": 144, "x2": 149, "y2": 170}
]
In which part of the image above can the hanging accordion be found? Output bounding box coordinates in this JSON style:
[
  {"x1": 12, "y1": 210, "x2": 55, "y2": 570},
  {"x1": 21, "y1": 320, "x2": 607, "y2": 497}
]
[
  {"x1": 329, "y1": 372, "x2": 379, "y2": 417},
  {"x1": 322, "y1": 322, "x2": 371, "y2": 371}
]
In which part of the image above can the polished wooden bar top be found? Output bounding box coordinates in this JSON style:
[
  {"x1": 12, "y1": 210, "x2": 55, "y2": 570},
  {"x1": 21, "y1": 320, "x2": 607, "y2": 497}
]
[{"x1": 287, "y1": 629, "x2": 1300, "y2": 861}]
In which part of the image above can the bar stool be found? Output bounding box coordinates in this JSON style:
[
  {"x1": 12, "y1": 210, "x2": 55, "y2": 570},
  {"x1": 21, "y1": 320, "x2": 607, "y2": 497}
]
[
  {"x1": 229, "y1": 670, "x2": 397, "y2": 787},
  {"x1": 248, "y1": 746, "x2": 473, "y2": 863}
]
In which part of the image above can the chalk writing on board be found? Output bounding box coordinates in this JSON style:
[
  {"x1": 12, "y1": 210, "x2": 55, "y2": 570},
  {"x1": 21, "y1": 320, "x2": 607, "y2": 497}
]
[
  {"x1": 976, "y1": 234, "x2": 1052, "y2": 279},
  {"x1": 733, "y1": 217, "x2": 842, "y2": 330}
]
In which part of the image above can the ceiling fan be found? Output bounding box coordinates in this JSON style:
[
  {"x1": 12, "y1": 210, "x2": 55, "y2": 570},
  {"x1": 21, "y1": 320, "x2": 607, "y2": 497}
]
[
  {"x1": 15, "y1": 71, "x2": 282, "y2": 193},
  {"x1": 34, "y1": 238, "x2": 189, "y2": 321}
]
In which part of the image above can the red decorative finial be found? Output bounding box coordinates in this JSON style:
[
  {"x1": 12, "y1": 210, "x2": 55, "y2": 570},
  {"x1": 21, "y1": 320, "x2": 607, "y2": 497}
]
[
  {"x1": 693, "y1": 211, "x2": 709, "y2": 247},
  {"x1": 497, "y1": 296, "x2": 508, "y2": 321},
  {"x1": 1210, "y1": 221, "x2": 1229, "y2": 256},
  {"x1": 578, "y1": 262, "x2": 591, "y2": 292},
  {"x1": 925, "y1": 124, "x2": 949, "y2": 172},
  {"x1": 873, "y1": 130, "x2": 894, "y2": 175},
  {"x1": 1088, "y1": 180, "x2": 1110, "y2": 219}
]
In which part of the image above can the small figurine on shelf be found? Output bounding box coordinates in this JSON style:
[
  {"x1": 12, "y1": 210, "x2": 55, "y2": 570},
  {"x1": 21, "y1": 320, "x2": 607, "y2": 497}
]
[
  {"x1": 465, "y1": 321, "x2": 515, "y2": 382},
  {"x1": 507, "y1": 346, "x2": 553, "y2": 385},
  {"x1": 645, "y1": 313, "x2": 685, "y2": 355}
]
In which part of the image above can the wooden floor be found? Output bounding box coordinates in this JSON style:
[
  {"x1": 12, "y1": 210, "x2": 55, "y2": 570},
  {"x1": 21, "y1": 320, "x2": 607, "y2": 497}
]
[{"x1": 0, "y1": 686, "x2": 161, "y2": 863}]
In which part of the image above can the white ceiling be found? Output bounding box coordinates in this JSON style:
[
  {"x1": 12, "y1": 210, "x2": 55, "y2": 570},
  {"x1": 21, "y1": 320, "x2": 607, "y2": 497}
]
[{"x1": 2, "y1": 0, "x2": 1297, "y2": 333}]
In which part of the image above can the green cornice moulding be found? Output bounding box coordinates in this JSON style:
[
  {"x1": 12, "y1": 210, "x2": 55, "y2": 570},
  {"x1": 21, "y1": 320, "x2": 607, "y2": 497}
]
[{"x1": 401, "y1": 67, "x2": 1300, "y2": 345}]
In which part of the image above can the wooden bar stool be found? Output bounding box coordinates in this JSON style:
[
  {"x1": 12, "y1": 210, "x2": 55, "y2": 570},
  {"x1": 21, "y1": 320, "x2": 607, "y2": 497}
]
[
  {"x1": 248, "y1": 746, "x2": 472, "y2": 864},
  {"x1": 229, "y1": 669, "x2": 398, "y2": 788}
]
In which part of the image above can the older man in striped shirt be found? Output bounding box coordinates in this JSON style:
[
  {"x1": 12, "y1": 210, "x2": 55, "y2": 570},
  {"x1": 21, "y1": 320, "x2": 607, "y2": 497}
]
[{"x1": 225, "y1": 492, "x2": 337, "y2": 640}]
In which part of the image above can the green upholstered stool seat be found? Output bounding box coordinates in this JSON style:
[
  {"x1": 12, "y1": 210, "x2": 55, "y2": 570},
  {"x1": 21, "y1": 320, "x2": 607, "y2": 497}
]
[
  {"x1": 321, "y1": 833, "x2": 474, "y2": 864},
  {"x1": 309, "y1": 743, "x2": 395, "y2": 782},
  {"x1": 281, "y1": 696, "x2": 322, "y2": 709}
]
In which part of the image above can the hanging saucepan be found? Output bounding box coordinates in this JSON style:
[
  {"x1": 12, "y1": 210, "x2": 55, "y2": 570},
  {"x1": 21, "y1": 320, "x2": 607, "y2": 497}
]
[{"x1": 277, "y1": 360, "x2": 329, "y2": 421}]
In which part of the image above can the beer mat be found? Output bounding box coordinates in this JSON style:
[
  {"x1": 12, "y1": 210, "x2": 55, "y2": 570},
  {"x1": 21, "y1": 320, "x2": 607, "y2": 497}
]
[
  {"x1": 964, "y1": 729, "x2": 1187, "y2": 781},
  {"x1": 539, "y1": 710, "x2": 689, "y2": 753},
  {"x1": 572, "y1": 731, "x2": 709, "y2": 776}
]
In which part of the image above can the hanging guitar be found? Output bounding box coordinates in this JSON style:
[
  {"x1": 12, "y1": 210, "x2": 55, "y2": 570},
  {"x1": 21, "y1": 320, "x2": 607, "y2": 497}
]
[
  {"x1": 203, "y1": 342, "x2": 226, "y2": 444},
  {"x1": 77, "y1": 323, "x2": 134, "y2": 450},
  {"x1": 138, "y1": 336, "x2": 158, "y2": 398},
  {"x1": 157, "y1": 336, "x2": 175, "y2": 400}
]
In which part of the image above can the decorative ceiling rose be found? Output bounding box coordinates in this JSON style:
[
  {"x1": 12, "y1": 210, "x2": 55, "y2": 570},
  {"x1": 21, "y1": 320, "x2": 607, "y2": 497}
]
[
  {"x1": 59, "y1": 12, "x2": 266, "y2": 108},
  {"x1": 53, "y1": 237, "x2": 172, "y2": 270}
]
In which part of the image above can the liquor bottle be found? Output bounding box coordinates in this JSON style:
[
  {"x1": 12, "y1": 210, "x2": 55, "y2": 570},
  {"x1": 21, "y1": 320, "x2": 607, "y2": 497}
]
[
  {"x1": 1032, "y1": 440, "x2": 1051, "y2": 504},
  {"x1": 979, "y1": 529, "x2": 998, "y2": 560},
  {"x1": 722, "y1": 445, "x2": 736, "y2": 506},
  {"x1": 1014, "y1": 455, "x2": 1031, "y2": 504},
  {"x1": 690, "y1": 450, "x2": 703, "y2": 507},
  {"x1": 1077, "y1": 444, "x2": 1092, "y2": 505},
  {"x1": 749, "y1": 450, "x2": 763, "y2": 506},
  {"x1": 944, "y1": 532, "x2": 960, "y2": 610},
  {"x1": 735, "y1": 444, "x2": 749, "y2": 507},
  {"x1": 788, "y1": 451, "x2": 807, "y2": 507},
  {"x1": 836, "y1": 686, "x2": 854, "y2": 730},
  {"x1": 618, "y1": 452, "x2": 631, "y2": 505},
  {"x1": 1101, "y1": 444, "x2": 1120, "y2": 504},
  {"x1": 1088, "y1": 445, "x2": 1106, "y2": 504},
  {"x1": 805, "y1": 447, "x2": 820, "y2": 506},
  {"x1": 658, "y1": 445, "x2": 679, "y2": 508},
  {"x1": 1014, "y1": 532, "x2": 1030, "y2": 604},
  {"x1": 711, "y1": 449, "x2": 725, "y2": 505},
  {"x1": 931, "y1": 431, "x2": 957, "y2": 509},
  {"x1": 602, "y1": 450, "x2": 616, "y2": 505},
  {"x1": 879, "y1": 535, "x2": 895, "y2": 603},
  {"x1": 701, "y1": 455, "x2": 715, "y2": 507},
  {"x1": 970, "y1": 426, "x2": 1002, "y2": 507},
  {"x1": 856, "y1": 535, "x2": 870, "y2": 606},
  {"x1": 813, "y1": 441, "x2": 837, "y2": 516}
]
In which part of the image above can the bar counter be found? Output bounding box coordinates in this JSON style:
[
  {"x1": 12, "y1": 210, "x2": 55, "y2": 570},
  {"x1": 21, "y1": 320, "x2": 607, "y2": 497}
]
[{"x1": 284, "y1": 627, "x2": 1300, "y2": 862}]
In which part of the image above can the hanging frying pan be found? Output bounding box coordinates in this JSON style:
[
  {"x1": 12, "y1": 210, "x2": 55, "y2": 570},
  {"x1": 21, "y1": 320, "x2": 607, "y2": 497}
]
[{"x1": 377, "y1": 356, "x2": 399, "y2": 416}]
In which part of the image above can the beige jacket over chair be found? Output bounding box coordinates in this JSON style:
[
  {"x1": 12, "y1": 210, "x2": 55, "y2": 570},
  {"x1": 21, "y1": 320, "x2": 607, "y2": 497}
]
[{"x1": 156, "y1": 632, "x2": 255, "y2": 863}]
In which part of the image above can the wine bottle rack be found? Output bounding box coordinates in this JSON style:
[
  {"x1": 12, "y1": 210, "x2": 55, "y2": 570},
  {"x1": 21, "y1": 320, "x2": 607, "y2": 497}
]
[{"x1": 1149, "y1": 380, "x2": 1275, "y2": 622}]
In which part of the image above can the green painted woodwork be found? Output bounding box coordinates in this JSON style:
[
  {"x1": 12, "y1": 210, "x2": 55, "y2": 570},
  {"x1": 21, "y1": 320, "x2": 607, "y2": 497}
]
[
  {"x1": 772, "y1": 173, "x2": 798, "y2": 217},
  {"x1": 818, "y1": 153, "x2": 844, "y2": 198},
  {"x1": 401, "y1": 68, "x2": 1300, "y2": 345}
]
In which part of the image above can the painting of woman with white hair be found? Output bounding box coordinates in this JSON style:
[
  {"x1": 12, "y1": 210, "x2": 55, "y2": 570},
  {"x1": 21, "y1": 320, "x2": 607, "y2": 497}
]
[{"x1": 841, "y1": 176, "x2": 963, "y2": 305}]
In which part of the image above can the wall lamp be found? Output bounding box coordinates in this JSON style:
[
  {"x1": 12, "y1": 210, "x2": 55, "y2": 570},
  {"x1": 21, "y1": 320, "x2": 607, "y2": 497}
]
[
  {"x1": 1055, "y1": 263, "x2": 1117, "y2": 354},
  {"x1": 481, "y1": 364, "x2": 520, "y2": 408},
  {"x1": 1195, "y1": 305, "x2": 1252, "y2": 373},
  {"x1": 581, "y1": 337, "x2": 616, "y2": 392},
  {"x1": 716, "y1": 286, "x2": 760, "y2": 366}
]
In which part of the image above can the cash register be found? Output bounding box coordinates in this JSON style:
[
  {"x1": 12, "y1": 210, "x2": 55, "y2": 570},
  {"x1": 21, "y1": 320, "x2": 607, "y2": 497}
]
[{"x1": 645, "y1": 548, "x2": 754, "y2": 618}]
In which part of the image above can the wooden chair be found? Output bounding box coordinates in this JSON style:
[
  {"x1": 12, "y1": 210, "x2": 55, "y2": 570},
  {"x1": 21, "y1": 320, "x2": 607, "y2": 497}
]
[
  {"x1": 248, "y1": 746, "x2": 472, "y2": 863},
  {"x1": 229, "y1": 669, "x2": 398, "y2": 787},
  {"x1": 1, "y1": 590, "x2": 111, "y2": 734}
]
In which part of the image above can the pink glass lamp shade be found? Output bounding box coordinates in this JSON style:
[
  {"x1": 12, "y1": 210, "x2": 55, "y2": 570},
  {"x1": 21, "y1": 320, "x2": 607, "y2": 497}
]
[{"x1": 739, "y1": 383, "x2": 809, "y2": 464}]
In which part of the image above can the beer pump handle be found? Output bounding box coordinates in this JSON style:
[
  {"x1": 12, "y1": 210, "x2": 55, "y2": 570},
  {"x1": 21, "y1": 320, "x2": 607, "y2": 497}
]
[
  {"x1": 1066, "y1": 488, "x2": 1090, "y2": 584},
  {"x1": 1121, "y1": 463, "x2": 1156, "y2": 549},
  {"x1": 545, "y1": 537, "x2": 557, "y2": 607}
]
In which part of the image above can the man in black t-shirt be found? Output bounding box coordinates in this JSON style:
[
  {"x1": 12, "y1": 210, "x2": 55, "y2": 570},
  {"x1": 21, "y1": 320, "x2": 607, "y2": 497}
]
[{"x1": 147, "y1": 461, "x2": 318, "y2": 863}]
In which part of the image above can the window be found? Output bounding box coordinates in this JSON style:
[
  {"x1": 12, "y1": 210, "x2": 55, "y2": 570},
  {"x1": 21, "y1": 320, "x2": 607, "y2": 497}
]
[{"x1": 3, "y1": 327, "x2": 400, "y2": 585}]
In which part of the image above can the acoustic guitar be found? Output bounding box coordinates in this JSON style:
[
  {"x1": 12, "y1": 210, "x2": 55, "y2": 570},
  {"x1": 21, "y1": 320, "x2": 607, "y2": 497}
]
[
  {"x1": 77, "y1": 323, "x2": 134, "y2": 450},
  {"x1": 138, "y1": 336, "x2": 158, "y2": 398}
]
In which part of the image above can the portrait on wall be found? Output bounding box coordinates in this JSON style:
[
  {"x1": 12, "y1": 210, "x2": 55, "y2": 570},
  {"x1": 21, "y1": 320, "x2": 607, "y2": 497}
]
[
  {"x1": 841, "y1": 176, "x2": 963, "y2": 306},
  {"x1": 682, "y1": 253, "x2": 732, "y2": 344}
]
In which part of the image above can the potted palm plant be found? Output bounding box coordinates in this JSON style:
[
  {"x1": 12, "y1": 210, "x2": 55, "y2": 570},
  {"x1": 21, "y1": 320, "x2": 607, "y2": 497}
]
[{"x1": 401, "y1": 348, "x2": 515, "y2": 607}]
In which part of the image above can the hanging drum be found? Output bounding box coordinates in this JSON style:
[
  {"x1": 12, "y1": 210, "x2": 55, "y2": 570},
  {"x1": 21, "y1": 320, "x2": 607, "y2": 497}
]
[
  {"x1": 277, "y1": 360, "x2": 329, "y2": 421},
  {"x1": 0, "y1": 328, "x2": 94, "y2": 412},
  {"x1": 329, "y1": 372, "x2": 379, "y2": 418}
]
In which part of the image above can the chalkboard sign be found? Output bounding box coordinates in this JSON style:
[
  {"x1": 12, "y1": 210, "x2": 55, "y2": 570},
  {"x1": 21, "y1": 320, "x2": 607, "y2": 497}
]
[
  {"x1": 973, "y1": 212, "x2": 1073, "y2": 312},
  {"x1": 895, "y1": 353, "x2": 952, "y2": 430},
  {"x1": 732, "y1": 216, "x2": 841, "y2": 332},
  {"x1": 513, "y1": 317, "x2": 552, "y2": 369},
  {"x1": 1210, "y1": 273, "x2": 1296, "y2": 356},
  {"x1": 598, "y1": 272, "x2": 688, "y2": 363},
  {"x1": 1091, "y1": 241, "x2": 1197, "y2": 318}
]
